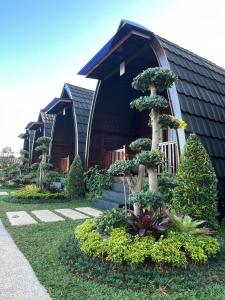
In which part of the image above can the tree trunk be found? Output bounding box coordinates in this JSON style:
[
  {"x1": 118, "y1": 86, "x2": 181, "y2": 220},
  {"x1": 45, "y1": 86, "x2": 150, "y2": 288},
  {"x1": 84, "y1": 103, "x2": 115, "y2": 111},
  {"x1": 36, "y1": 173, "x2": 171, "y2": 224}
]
[
  {"x1": 136, "y1": 164, "x2": 145, "y2": 192},
  {"x1": 148, "y1": 84, "x2": 160, "y2": 192},
  {"x1": 150, "y1": 109, "x2": 160, "y2": 150},
  {"x1": 147, "y1": 168, "x2": 159, "y2": 192},
  {"x1": 133, "y1": 202, "x2": 141, "y2": 216}
]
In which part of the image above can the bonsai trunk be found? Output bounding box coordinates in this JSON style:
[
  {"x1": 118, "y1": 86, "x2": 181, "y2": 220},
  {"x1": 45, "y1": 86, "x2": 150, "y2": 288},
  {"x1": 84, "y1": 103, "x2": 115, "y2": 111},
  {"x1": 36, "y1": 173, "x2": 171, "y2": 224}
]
[
  {"x1": 147, "y1": 168, "x2": 159, "y2": 192},
  {"x1": 148, "y1": 84, "x2": 160, "y2": 192}
]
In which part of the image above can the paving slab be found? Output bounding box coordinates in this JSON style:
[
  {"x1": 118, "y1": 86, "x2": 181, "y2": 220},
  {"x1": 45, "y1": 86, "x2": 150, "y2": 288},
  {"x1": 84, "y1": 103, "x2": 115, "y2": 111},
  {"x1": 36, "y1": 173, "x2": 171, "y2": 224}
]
[
  {"x1": 75, "y1": 207, "x2": 102, "y2": 217},
  {"x1": 55, "y1": 208, "x2": 89, "y2": 220},
  {"x1": 32, "y1": 210, "x2": 64, "y2": 223},
  {"x1": 6, "y1": 211, "x2": 37, "y2": 226},
  {"x1": 0, "y1": 191, "x2": 8, "y2": 196},
  {"x1": 0, "y1": 220, "x2": 51, "y2": 300}
]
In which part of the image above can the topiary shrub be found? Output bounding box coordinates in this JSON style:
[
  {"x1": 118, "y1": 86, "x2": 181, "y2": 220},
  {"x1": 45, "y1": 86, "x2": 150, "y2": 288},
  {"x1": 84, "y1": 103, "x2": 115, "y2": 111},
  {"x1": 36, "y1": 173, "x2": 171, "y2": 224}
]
[
  {"x1": 172, "y1": 134, "x2": 218, "y2": 226},
  {"x1": 66, "y1": 155, "x2": 85, "y2": 198}
]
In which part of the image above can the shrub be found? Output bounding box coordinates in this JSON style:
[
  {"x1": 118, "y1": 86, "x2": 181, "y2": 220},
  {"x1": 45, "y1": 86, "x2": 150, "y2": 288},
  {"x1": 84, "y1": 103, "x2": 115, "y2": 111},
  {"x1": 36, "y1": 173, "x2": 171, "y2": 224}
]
[
  {"x1": 150, "y1": 233, "x2": 220, "y2": 267},
  {"x1": 11, "y1": 184, "x2": 66, "y2": 200},
  {"x1": 124, "y1": 236, "x2": 155, "y2": 265},
  {"x1": 172, "y1": 134, "x2": 218, "y2": 226},
  {"x1": 84, "y1": 166, "x2": 112, "y2": 197},
  {"x1": 74, "y1": 219, "x2": 106, "y2": 257},
  {"x1": 75, "y1": 218, "x2": 220, "y2": 268},
  {"x1": 66, "y1": 155, "x2": 85, "y2": 198},
  {"x1": 95, "y1": 208, "x2": 126, "y2": 235}
]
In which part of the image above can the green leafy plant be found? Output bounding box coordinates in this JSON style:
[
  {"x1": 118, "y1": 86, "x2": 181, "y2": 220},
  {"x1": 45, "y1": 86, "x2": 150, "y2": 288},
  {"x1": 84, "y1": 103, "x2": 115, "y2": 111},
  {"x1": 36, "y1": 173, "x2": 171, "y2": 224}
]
[
  {"x1": 128, "y1": 190, "x2": 165, "y2": 210},
  {"x1": 66, "y1": 155, "x2": 85, "y2": 198},
  {"x1": 150, "y1": 233, "x2": 220, "y2": 267},
  {"x1": 168, "y1": 211, "x2": 212, "y2": 235},
  {"x1": 95, "y1": 208, "x2": 126, "y2": 235},
  {"x1": 172, "y1": 134, "x2": 218, "y2": 226},
  {"x1": 84, "y1": 166, "x2": 112, "y2": 197}
]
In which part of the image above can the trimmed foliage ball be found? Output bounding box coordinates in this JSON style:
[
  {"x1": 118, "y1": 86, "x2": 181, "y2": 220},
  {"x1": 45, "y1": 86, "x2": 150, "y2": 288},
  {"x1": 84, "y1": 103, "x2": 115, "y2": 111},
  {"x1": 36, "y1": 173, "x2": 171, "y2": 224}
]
[
  {"x1": 130, "y1": 95, "x2": 168, "y2": 112},
  {"x1": 129, "y1": 138, "x2": 151, "y2": 152},
  {"x1": 135, "y1": 150, "x2": 163, "y2": 168},
  {"x1": 132, "y1": 67, "x2": 178, "y2": 93},
  {"x1": 66, "y1": 154, "x2": 85, "y2": 198},
  {"x1": 172, "y1": 134, "x2": 218, "y2": 227},
  {"x1": 108, "y1": 159, "x2": 136, "y2": 176}
]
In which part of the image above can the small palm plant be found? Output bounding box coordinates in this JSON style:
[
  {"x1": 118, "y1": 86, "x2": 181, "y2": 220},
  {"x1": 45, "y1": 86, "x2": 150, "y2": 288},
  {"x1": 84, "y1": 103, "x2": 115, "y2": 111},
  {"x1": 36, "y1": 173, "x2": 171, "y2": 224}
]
[{"x1": 168, "y1": 210, "x2": 212, "y2": 235}]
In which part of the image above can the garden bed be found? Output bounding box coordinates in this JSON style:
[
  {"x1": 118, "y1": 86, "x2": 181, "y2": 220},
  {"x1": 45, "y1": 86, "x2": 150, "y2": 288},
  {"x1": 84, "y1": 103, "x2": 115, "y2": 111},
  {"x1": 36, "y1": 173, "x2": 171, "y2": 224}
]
[
  {"x1": 4, "y1": 196, "x2": 71, "y2": 204},
  {"x1": 59, "y1": 234, "x2": 225, "y2": 294}
]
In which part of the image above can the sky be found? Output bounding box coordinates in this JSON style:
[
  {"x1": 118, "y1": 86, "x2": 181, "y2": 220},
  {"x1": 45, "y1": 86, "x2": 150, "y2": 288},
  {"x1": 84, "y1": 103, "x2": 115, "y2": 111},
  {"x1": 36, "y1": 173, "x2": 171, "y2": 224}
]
[{"x1": 1, "y1": 0, "x2": 225, "y2": 155}]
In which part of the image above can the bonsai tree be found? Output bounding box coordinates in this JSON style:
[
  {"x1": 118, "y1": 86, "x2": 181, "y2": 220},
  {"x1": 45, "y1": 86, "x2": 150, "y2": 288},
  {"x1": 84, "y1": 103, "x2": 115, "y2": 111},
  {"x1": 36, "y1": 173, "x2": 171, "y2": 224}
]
[
  {"x1": 172, "y1": 134, "x2": 218, "y2": 226},
  {"x1": 35, "y1": 136, "x2": 52, "y2": 188},
  {"x1": 66, "y1": 154, "x2": 85, "y2": 198},
  {"x1": 109, "y1": 67, "x2": 185, "y2": 216}
]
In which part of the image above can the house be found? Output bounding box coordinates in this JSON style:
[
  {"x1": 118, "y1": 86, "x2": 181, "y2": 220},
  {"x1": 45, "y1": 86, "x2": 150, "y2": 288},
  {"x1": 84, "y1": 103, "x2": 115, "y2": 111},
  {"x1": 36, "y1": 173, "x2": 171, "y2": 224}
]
[
  {"x1": 19, "y1": 83, "x2": 94, "y2": 171},
  {"x1": 19, "y1": 111, "x2": 55, "y2": 166},
  {"x1": 78, "y1": 20, "x2": 225, "y2": 211},
  {"x1": 43, "y1": 83, "x2": 94, "y2": 170}
]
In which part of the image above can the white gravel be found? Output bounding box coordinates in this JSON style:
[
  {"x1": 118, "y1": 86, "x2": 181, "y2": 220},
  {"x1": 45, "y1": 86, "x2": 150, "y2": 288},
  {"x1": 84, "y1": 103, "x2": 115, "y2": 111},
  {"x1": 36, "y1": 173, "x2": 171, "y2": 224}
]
[{"x1": 0, "y1": 221, "x2": 51, "y2": 300}]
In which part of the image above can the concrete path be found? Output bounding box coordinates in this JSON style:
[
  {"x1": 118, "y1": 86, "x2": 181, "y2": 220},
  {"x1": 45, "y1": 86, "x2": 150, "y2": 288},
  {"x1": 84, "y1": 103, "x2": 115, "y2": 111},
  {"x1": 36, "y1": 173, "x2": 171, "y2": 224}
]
[
  {"x1": 6, "y1": 207, "x2": 102, "y2": 227},
  {"x1": 31, "y1": 210, "x2": 64, "y2": 223},
  {"x1": 55, "y1": 208, "x2": 88, "y2": 220},
  {"x1": 0, "y1": 191, "x2": 9, "y2": 196},
  {"x1": 0, "y1": 221, "x2": 51, "y2": 300},
  {"x1": 76, "y1": 207, "x2": 103, "y2": 217},
  {"x1": 6, "y1": 211, "x2": 37, "y2": 226}
]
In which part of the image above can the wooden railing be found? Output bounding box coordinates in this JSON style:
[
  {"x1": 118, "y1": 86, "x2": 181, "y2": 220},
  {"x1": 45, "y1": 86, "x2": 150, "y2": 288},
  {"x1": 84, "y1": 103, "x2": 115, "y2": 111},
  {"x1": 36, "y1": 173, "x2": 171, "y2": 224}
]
[
  {"x1": 104, "y1": 141, "x2": 179, "y2": 175},
  {"x1": 158, "y1": 141, "x2": 179, "y2": 175}
]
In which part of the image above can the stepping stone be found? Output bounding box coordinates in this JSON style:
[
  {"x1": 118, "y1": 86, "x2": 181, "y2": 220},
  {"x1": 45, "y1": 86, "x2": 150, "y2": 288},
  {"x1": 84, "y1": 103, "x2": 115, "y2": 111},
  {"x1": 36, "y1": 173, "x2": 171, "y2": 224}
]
[
  {"x1": 6, "y1": 211, "x2": 37, "y2": 226},
  {"x1": 75, "y1": 207, "x2": 102, "y2": 217},
  {"x1": 0, "y1": 192, "x2": 8, "y2": 196},
  {"x1": 32, "y1": 210, "x2": 64, "y2": 223},
  {"x1": 55, "y1": 208, "x2": 89, "y2": 220}
]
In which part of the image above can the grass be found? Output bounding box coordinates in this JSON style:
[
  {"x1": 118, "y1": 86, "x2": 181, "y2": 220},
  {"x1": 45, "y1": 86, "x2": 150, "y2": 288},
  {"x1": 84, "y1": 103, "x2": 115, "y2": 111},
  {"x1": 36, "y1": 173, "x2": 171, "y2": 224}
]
[{"x1": 1, "y1": 187, "x2": 225, "y2": 299}]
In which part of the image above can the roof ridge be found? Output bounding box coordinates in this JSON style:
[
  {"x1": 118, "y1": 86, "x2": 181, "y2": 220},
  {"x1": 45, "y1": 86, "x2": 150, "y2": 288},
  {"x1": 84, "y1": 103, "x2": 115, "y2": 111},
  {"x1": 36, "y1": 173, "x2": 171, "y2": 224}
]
[{"x1": 65, "y1": 82, "x2": 94, "y2": 93}]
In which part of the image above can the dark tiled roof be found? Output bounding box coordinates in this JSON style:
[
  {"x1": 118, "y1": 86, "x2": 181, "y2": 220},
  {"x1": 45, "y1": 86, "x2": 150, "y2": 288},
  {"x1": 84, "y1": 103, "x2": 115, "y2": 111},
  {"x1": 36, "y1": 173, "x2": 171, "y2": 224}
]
[
  {"x1": 158, "y1": 36, "x2": 225, "y2": 196},
  {"x1": 40, "y1": 111, "x2": 55, "y2": 124},
  {"x1": 62, "y1": 83, "x2": 94, "y2": 162}
]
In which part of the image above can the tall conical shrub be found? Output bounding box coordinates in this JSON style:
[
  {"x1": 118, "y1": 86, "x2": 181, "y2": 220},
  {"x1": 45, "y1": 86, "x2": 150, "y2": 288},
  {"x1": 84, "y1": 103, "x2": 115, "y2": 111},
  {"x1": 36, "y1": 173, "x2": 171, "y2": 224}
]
[
  {"x1": 172, "y1": 134, "x2": 218, "y2": 226},
  {"x1": 66, "y1": 155, "x2": 85, "y2": 198}
]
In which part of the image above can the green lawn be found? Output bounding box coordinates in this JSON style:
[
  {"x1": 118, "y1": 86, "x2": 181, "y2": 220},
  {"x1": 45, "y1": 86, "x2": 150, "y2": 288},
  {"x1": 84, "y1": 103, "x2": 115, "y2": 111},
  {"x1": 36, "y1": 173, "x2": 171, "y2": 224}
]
[{"x1": 1, "y1": 193, "x2": 225, "y2": 299}]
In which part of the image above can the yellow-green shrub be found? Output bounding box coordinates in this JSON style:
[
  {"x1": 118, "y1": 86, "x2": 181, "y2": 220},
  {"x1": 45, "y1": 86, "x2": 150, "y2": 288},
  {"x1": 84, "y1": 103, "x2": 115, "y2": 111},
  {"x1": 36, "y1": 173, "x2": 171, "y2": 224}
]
[
  {"x1": 75, "y1": 219, "x2": 106, "y2": 257},
  {"x1": 125, "y1": 236, "x2": 155, "y2": 265},
  {"x1": 74, "y1": 219, "x2": 220, "y2": 268},
  {"x1": 150, "y1": 233, "x2": 220, "y2": 267},
  {"x1": 105, "y1": 228, "x2": 130, "y2": 264}
]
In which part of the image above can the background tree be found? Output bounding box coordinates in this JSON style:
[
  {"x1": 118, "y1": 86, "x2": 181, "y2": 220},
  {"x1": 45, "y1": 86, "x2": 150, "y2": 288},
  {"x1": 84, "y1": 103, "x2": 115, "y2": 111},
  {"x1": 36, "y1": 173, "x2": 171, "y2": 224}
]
[
  {"x1": 35, "y1": 137, "x2": 51, "y2": 188},
  {"x1": 66, "y1": 154, "x2": 85, "y2": 198},
  {"x1": 172, "y1": 133, "x2": 218, "y2": 226}
]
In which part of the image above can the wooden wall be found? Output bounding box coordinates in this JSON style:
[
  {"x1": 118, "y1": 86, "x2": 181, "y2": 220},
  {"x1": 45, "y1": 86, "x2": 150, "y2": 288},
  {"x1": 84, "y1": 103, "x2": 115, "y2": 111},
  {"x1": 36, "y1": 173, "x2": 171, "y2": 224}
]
[{"x1": 51, "y1": 106, "x2": 75, "y2": 170}]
